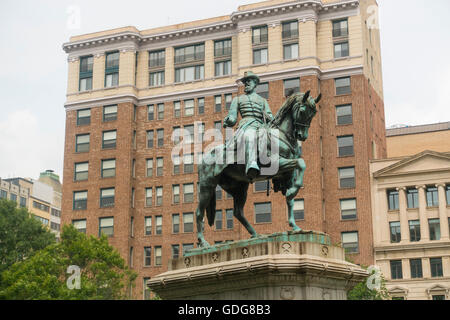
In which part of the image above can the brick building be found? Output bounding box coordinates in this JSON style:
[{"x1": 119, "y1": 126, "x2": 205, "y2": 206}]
[{"x1": 62, "y1": 0, "x2": 386, "y2": 299}]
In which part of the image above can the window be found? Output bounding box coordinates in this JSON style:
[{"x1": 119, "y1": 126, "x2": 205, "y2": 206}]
[
  {"x1": 174, "y1": 101, "x2": 181, "y2": 118},
  {"x1": 101, "y1": 159, "x2": 116, "y2": 178},
  {"x1": 131, "y1": 188, "x2": 135, "y2": 208},
  {"x1": 129, "y1": 247, "x2": 134, "y2": 268},
  {"x1": 33, "y1": 215, "x2": 49, "y2": 226},
  {"x1": 253, "y1": 48, "x2": 268, "y2": 65},
  {"x1": 334, "y1": 42, "x2": 349, "y2": 58},
  {"x1": 105, "y1": 52, "x2": 119, "y2": 87},
  {"x1": 72, "y1": 219, "x2": 86, "y2": 234},
  {"x1": 157, "y1": 129, "x2": 164, "y2": 147},
  {"x1": 74, "y1": 162, "x2": 88, "y2": 181},
  {"x1": 426, "y1": 187, "x2": 439, "y2": 207},
  {"x1": 150, "y1": 71, "x2": 165, "y2": 87},
  {"x1": 183, "y1": 212, "x2": 194, "y2": 233},
  {"x1": 183, "y1": 184, "x2": 194, "y2": 203},
  {"x1": 156, "y1": 187, "x2": 163, "y2": 206},
  {"x1": 337, "y1": 136, "x2": 354, "y2": 157},
  {"x1": 432, "y1": 295, "x2": 445, "y2": 301},
  {"x1": 173, "y1": 154, "x2": 180, "y2": 175},
  {"x1": 183, "y1": 244, "x2": 194, "y2": 256},
  {"x1": 100, "y1": 188, "x2": 115, "y2": 208},
  {"x1": 77, "y1": 109, "x2": 91, "y2": 126},
  {"x1": 215, "y1": 186, "x2": 222, "y2": 200},
  {"x1": 145, "y1": 188, "x2": 153, "y2": 207},
  {"x1": 175, "y1": 65, "x2": 204, "y2": 83},
  {"x1": 341, "y1": 231, "x2": 359, "y2": 254},
  {"x1": 73, "y1": 191, "x2": 87, "y2": 210},
  {"x1": 215, "y1": 95, "x2": 222, "y2": 113},
  {"x1": 332, "y1": 19, "x2": 348, "y2": 37},
  {"x1": 172, "y1": 214, "x2": 180, "y2": 233},
  {"x1": 148, "y1": 105, "x2": 155, "y2": 120},
  {"x1": 215, "y1": 60, "x2": 231, "y2": 77},
  {"x1": 335, "y1": 77, "x2": 351, "y2": 95},
  {"x1": 155, "y1": 216, "x2": 162, "y2": 235},
  {"x1": 146, "y1": 159, "x2": 153, "y2": 177},
  {"x1": 198, "y1": 98, "x2": 205, "y2": 114},
  {"x1": 340, "y1": 199, "x2": 357, "y2": 220},
  {"x1": 145, "y1": 217, "x2": 152, "y2": 235},
  {"x1": 283, "y1": 43, "x2": 299, "y2": 60},
  {"x1": 252, "y1": 26, "x2": 268, "y2": 44},
  {"x1": 173, "y1": 185, "x2": 180, "y2": 204},
  {"x1": 215, "y1": 210, "x2": 223, "y2": 230},
  {"x1": 387, "y1": 190, "x2": 399, "y2": 211},
  {"x1": 429, "y1": 219, "x2": 441, "y2": 241},
  {"x1": 283, "y1": 79, "x2": 300, "y2": 97},
  {"x1": 0, "y1": 190, "x2": 7, "y2": 199},
  {"x1": 155, "y1": 246, "x2": 162, "y2": 266},
  {"x1": 290, "y1": 199, "x2": 304, "y2": 221},
  {"x1": 174, "y1": 44, "x2": 205, "y2": 64},
  {"x1": 197, "y1": 123, "x2": 205, "y2": 143},
  {"x1": 102, "y1": 130, "x2": 117, "y2": 149},
  {"x1": 226, "y1": 209, "x2": 233, "y2": 229},
  {"x1": 409, "y1": 220, "x2": 421, "y2": 242},
  {"x1": 132, "y1": 130, "x2": 136, "y2": 149},
  {"x1": 144, "y1": 247, "x2": 151, "y2": 267},
  {"x1": 410, "y1": 259, "x2": 423, "y2": 279},
  {"x1": 19, "y1": 197, "x2": 26, "y2": 208},
  {"x1": 184, "y1": 99, "x2": 194, "y2": 117},
  {"x1": 256, "y1": 82, "x2": 269, "y2": 100},
  {"x1": 149, "y1": 50, "x2": 165, "y2": 68},
  {"x1": 99, "y1": 217, "x2": 114, "y2": 237},
  {"x1": 339, "y1": 167, "x2": 355, "y2": 188},
  {"x1": 79, "y1": 56, "x2": 93, "y2": 91},
  {"x1": 172, "y1": 245, "x2": 180, "y2": 259},
  {"x1": 336, "y1": 104, "x2": 352, "y2": 125},
  {"x1": 50, "y1": 222, "x2": 60, "y2": 231},
  {"x1": 33, "y1": 201, "x2": 50, "y2": 212},
  {"x1": 157, "y1": 103, "x2": 164, "y2": 120},
  {"x1": 225, "y1": 94, "x2": 232, "y2": 110},
  {"x1": 214, "y1": 39, "x2": 232, "y2": 57},
  {"x1": 255, "y1": 202, "x2": 271, "y2": 223},
  {"x1": 103, "y1": 105, "x2": 117, "y2": 122},
  {"x1": 430, "y1": 258, "x2": 443, "y2": 278},
  {"x1": 184, "y1": 154, "x2": 194, "y2": 173},
  {"x1": 406, "y1": 188, "x2": 419, "y2": 209},
  {"x1": 254, "y1": 181, "x2": 269, "y2": 192},
  {"x1": 390, "y1": 222, "x2": 401, "y2": 243},
  {"x1": 147, "y1": 130, "x2": 154, "y2": 148},
  {"x1": 156, "y1": 157, "x2": 163, "y2": 176},
  {"x1": 282, "y1": 21, "x2": 298, "y2": 39},
  {"x1": 390, "y1": 260, "x2": 403, "y2": 280}
]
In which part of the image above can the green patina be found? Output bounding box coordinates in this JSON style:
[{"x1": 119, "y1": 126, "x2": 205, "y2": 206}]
[{"x1": 185, "y1": 230, "x2": 331, "y2": 257}]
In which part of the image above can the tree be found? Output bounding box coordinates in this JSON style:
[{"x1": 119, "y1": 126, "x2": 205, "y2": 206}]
[
  {"x1": 0, "y1": 199, "x2": 55, "y2": 275},
  {"x1": 0, "y1": 224, "x2": 137, "y2": 300},
  {"x1": 347, "y1": 266, "x2": 390, "y2": 300}
]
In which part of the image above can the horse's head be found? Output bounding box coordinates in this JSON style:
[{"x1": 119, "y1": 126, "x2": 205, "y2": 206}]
[{"x1": 290, "y1": 91, "x2": 321, "y2": 141}]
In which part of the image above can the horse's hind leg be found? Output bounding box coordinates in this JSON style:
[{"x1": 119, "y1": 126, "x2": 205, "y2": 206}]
[
  {"x1": 196, "y1": 187, "x2": 213, "y2": 248},
  {"x1": 232, "y1": 183, "x2": 258, "y2": 238}
]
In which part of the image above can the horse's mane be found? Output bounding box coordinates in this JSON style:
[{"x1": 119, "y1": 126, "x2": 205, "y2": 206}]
[{"x1": 271, "y1": 93, "x2": 302, "y2": 127}]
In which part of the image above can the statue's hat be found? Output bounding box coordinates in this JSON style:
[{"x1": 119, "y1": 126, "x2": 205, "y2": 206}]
[{"x1": 239, "y1": 71, "x2": 260, "y2": 85}]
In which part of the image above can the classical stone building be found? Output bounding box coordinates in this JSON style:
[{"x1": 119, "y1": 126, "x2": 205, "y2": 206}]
[
  {"x1": 0, "y1": 170, "x2": 62, "y2": 239},
  {"x1": 386, "y1": 122, "x2": 450, "y2": 158},
  {"x1": 370, "y1": 150, "x2": 450, "y2": 300},
  {"x1": 61, "y1": 0, "x2": 386, "y2": 299}
]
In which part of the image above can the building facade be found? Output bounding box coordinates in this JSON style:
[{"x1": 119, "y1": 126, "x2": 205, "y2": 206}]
[
  {"x1": 386, "y1": 122, "x2": 450, "y2": 158},
  {"x1": 370, "y1": 150, "x2": 450, "y2": 300},
  {"x1": 1, "y1": 171, "x2": 62, "y2": 239},
  {"x1": 62, "y1": 0, "x2": 386, "y2": 299}
]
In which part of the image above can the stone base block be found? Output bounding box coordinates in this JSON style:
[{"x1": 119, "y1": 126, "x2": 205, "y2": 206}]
[{"x1": 148, "y1": 231, "x2": 368, "y2": 300}]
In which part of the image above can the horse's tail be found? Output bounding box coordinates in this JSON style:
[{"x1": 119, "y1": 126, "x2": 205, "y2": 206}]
[{"x1": 206, "y1": 190, "x2": 216, "y2": 227}]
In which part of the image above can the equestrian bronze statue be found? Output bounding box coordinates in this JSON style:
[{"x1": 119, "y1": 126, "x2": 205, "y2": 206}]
[{"x1": 196, "y1": 72, "x2": 321, "y2": 247}]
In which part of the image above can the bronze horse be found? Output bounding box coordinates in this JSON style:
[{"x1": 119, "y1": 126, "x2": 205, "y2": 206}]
[{"x1": 196, "y1": 91, "x2": 321, "y2": 247}]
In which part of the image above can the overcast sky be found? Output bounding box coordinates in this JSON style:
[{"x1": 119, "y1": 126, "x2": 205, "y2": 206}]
[{"x1": 0, "y1": 0, "x2": 449, "y2": 180}]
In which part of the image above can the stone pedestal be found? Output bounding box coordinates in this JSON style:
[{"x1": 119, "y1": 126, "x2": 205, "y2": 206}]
[{"x1": 148, "y1": 231, "x2": 368, "y2": 300}]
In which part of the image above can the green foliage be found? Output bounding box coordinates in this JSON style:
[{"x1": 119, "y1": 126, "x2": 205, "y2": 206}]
[
  {"x1": 0, "y1": 199, "x2": 55, "y2": 275},
  {"x1": 347, "y1": 266, "x2": 391, "y2": 300},
  {"x1": 0, "y1": 224, "x2": 137, "y2": 300}
]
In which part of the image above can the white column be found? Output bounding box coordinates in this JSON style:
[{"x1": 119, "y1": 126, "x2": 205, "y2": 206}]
[
  {"x1": 437, "y1": 184, "x2": 449, "y2": 240},
  {"x1": 416, "y1": 185, "x2": 429, "y2": 241},
  {"x1": 397, "y1": 187, "x2": 409, "y2": 243}
]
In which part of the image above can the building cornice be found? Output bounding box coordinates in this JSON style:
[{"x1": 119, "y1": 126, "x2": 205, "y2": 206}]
[
  {"x1": 374, "y1": 241, "x2": 450, "y2": 253},
  {"x1": 62, "y1": 0, "x2": 360, "y2": 55}
]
